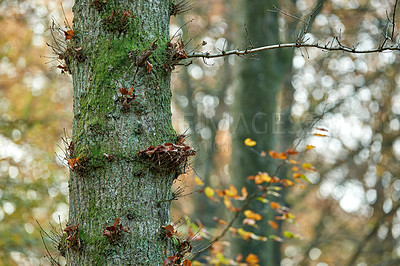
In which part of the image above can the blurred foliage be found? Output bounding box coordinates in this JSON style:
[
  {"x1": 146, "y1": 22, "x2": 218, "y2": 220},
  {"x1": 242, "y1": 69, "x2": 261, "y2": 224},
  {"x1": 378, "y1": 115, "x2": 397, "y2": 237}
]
[{"x1": 0, "y1": 0, "x2": 73, "y2": 264}]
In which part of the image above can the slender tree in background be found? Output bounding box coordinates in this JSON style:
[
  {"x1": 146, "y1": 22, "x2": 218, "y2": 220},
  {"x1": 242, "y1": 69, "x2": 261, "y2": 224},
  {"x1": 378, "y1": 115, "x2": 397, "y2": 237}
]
[{"x1": 231, "y1": 0, "x2": 294, "y2": 264}]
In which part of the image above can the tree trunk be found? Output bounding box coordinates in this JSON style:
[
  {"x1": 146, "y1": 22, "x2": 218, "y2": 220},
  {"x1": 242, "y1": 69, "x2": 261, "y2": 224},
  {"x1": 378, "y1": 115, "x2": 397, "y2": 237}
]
[
  {"x1": 67, "y1": 1, "x2": 177, "y2": 264},
  {"x1": 231, "y1": 0, "x2": 294, "y2": 264}
]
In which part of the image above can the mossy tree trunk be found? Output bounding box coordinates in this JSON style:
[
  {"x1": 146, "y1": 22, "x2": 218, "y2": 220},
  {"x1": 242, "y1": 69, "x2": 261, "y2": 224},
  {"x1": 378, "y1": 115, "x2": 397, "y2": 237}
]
[
  {"x1": 231, "y1": 0, "x2": 294, "y2": 264},
  {"x1": 66, "y1": 0, "x2": 177, "y2": 264}
]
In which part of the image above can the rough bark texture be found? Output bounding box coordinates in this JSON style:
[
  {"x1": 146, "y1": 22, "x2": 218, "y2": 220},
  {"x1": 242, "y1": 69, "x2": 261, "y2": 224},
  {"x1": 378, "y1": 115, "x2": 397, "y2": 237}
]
[
  {"x1": 231, "y1": 0, "x2": 293, "y2": 264},
  {"x1": 67, "y1": 0, "x2": 176, "y2": 264}
]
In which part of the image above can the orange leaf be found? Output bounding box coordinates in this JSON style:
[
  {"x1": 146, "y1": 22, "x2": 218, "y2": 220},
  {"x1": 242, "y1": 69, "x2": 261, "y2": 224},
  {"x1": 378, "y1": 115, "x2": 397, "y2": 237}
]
[
  {"x1": 269, "y1": 150, "x2": 278, "y2": 159},
  {"x1": 254, "y1": 172, "x2": 271, "y2": 184},
  {"x1": 128, "y1": 86, "x2": 134, "y2": 96},
  {"x1": 146, "y1": 60, "x2": 153, "y2": 74},
  {"x1": 281, "y1": 179, "x2": 294, "y2": 187},
  {"x1": 286, "y1": 149, "x2": 298, "y2": 155},
  {"x1": 313, "y1": 133, "x2": 327, "y2": 137},
  {"x1": 64, "y1": 29, "x2": 74, "y2": 40},
  {"x1": 288, "y1": 159, "x2": 298, "y2": 165},
  {"x1": 315, "y1": 127, "x2": 328, "y2": 131},
  {"x1": 244, "y1": 210, "x2": 262, "y2": 221},
  {"x1": 277, "y1": 152, "x2": 287, "y2": 160},
  {"x1": 245, "y1": 253, "x2": 260, "y2": 264},
  {"x1": 306, "y1": 145, "x2": 316, "y2": 150},
  {"x1": 268, "y1": 220, "x2": 278, "y2": 230},
  {"x1": 244, "y1": 138, "x2": 257, "y2": 147},
  {"x1": 120, "y1": 87, "x2": 129, "y2": 95},
  {"x1": 182, "y1": 259, "x2": 192, "y2": 266},
  {"x1": 270, "y1": 202, "x2": 280, "y2": 209},
  {"x1": 293, "y1": 172, "x2": 302, "y2": 178}
]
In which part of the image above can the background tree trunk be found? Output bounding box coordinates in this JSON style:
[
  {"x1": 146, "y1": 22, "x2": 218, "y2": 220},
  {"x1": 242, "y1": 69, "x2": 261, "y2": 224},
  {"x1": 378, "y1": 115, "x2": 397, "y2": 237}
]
[
  {"x1": 67, "y1": 0, "x2": 175, "y2": 264},
  {"x1": 231, "y1": 0, "x2": 294, "y2": 264}
]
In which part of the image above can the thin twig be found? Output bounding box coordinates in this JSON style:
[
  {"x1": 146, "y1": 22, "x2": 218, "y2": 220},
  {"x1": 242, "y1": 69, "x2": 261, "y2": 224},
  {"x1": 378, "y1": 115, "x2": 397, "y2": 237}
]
[{"x1": 391, "y1": 0, "x2": 399, "y2": 39}]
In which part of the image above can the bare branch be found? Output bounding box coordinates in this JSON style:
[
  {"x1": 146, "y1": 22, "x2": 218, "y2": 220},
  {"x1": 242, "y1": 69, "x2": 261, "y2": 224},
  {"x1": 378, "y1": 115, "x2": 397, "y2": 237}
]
[{"x1": 187, "y1": 42, "x2": 400, "y2": 59}]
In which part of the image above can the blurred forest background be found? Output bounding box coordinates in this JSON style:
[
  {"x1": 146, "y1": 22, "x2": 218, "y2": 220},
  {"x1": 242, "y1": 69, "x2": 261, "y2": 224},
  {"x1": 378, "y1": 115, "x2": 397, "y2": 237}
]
[{"x1": 1, "y1": 0, "x2": 400, "y2": 265}]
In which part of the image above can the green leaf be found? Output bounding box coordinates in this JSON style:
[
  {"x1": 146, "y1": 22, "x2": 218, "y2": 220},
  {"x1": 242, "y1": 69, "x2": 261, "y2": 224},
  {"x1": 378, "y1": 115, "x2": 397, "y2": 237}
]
[
  {"x1": 283, "y1": 231, "x2": 300, "y2": 239},
  {"x1": 300, "y1": 174, "x2": 311, "y2": 183},
  {"x1": 256, "y1": 197, "x2": 269, "y2": 203}
]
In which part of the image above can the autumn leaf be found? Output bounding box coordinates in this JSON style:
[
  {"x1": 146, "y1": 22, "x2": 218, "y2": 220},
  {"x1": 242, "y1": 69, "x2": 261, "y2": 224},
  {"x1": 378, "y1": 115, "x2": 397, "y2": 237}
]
[
  {"x1": 245, "y1": 253, "x2": 260, "y2": 264},
  {"x1": 293, "y1": 172, "x2": 302, "y2": 178},
  {"x1": 281, "y1": 179, "x2": 294, "y2": 187},
  {"x1": 302, "y1": 163, "x2": 315, "y2": 171},
  {"x1": 146, "y1": 60, "x2": 153, "y2": 74},
  {"x1": 269, "y1": 150, "x2": 278, "y2": 158},
  {"x1": 260, "y1": 150, "x2": 267, "y2": 157},
  {"x1": 254, "y1": 172, "x2": 271, "y2": 184},
  {"x1": 292, "y1": 166, "x2": 299, "y2": 171},
  {"x1": 268, "y1": 220, "x2": 278, "y2": 230},
  {"x1": 204, "y1": 186, "x2": 215, "y2": 198},
  {"x1": 64, "y1": 29, "x2": 74, "y2": 40},
  {"x1": 223, "y1": 196, "x2": 231, "y2": 209},
  {"x1": 182, "y1": 259, "x2": 192, "y2": 266},
  {"x1": 306, "y1": 144, "x2": 316, "y2": 150},
  {"x1": 286, "y1": 149, "x2": 298, "y2": 155},
  {"x1": 288, "y1": 159, "x2": 298, "y2": 165},
  {"x1": 238, "y1": 228, "x2": 253, "y2": 240},
  {"x1": 194, "y1": 176, "x2": 204, "y2": 186},
  {"x1": 162, "y1": 224, "x2": 175, "y2": 238},
  {"x1": 68, "y1": 154, "x2": 81, "y2": 171},
  {"x1": 244, "y1": 138, "x2": 257, "y2": 147},
  {"x1": 225, "y1": 185, "x2": 238, "y2": 197},
  {"x1": 313, "y1": 133, "x2": 327, "y2": 137},
  {"x1": 270, "y1": 202, "x2": 280, "y2": 209},
  {"x1": 277, "y1": 152, "x2": 287, "y2": 160},
  {"x1": 244, "y1": 210, "x2": 262, "y2": 221}
]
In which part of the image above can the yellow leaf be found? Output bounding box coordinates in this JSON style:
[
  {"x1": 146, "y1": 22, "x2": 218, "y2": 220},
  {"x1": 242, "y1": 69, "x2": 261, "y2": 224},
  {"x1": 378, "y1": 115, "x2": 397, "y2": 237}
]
[
  {"x1": 223, "y1": 196, "x2": 232, "y2": 209},
  {"x1": 244, "y1": 210, "x2": 262, "y2": 221},
  {"x1": 254, "y1": 172, "x2": 271, "y2": 184},
  {"x1": 238, "y1": 228, "x2": 253, "y2": 240},
  {"x1": 194, "y1": 176, "x2": 204, "y2": 186},
  {"x1": 225, "y1": 185, "x2": 238, "y2": 197},
  {"x1": 292, "y1": 166, "x2": 299, "y2": 171},
  {"x1": 288, "y1": 159, "x2": 298, "y2": 165},
  {"x1": 302, "y1": 163, "x2": 315, "y2": 171},
  {"x1": 204, "y1": 187, "x2": 214, "y2": 198},
  {"x1": 306, "y1": 145, "x2": 316, "y2": 150},
  {"x1": 244, "y1": 138, "x2": 257, "y2": 146}
]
